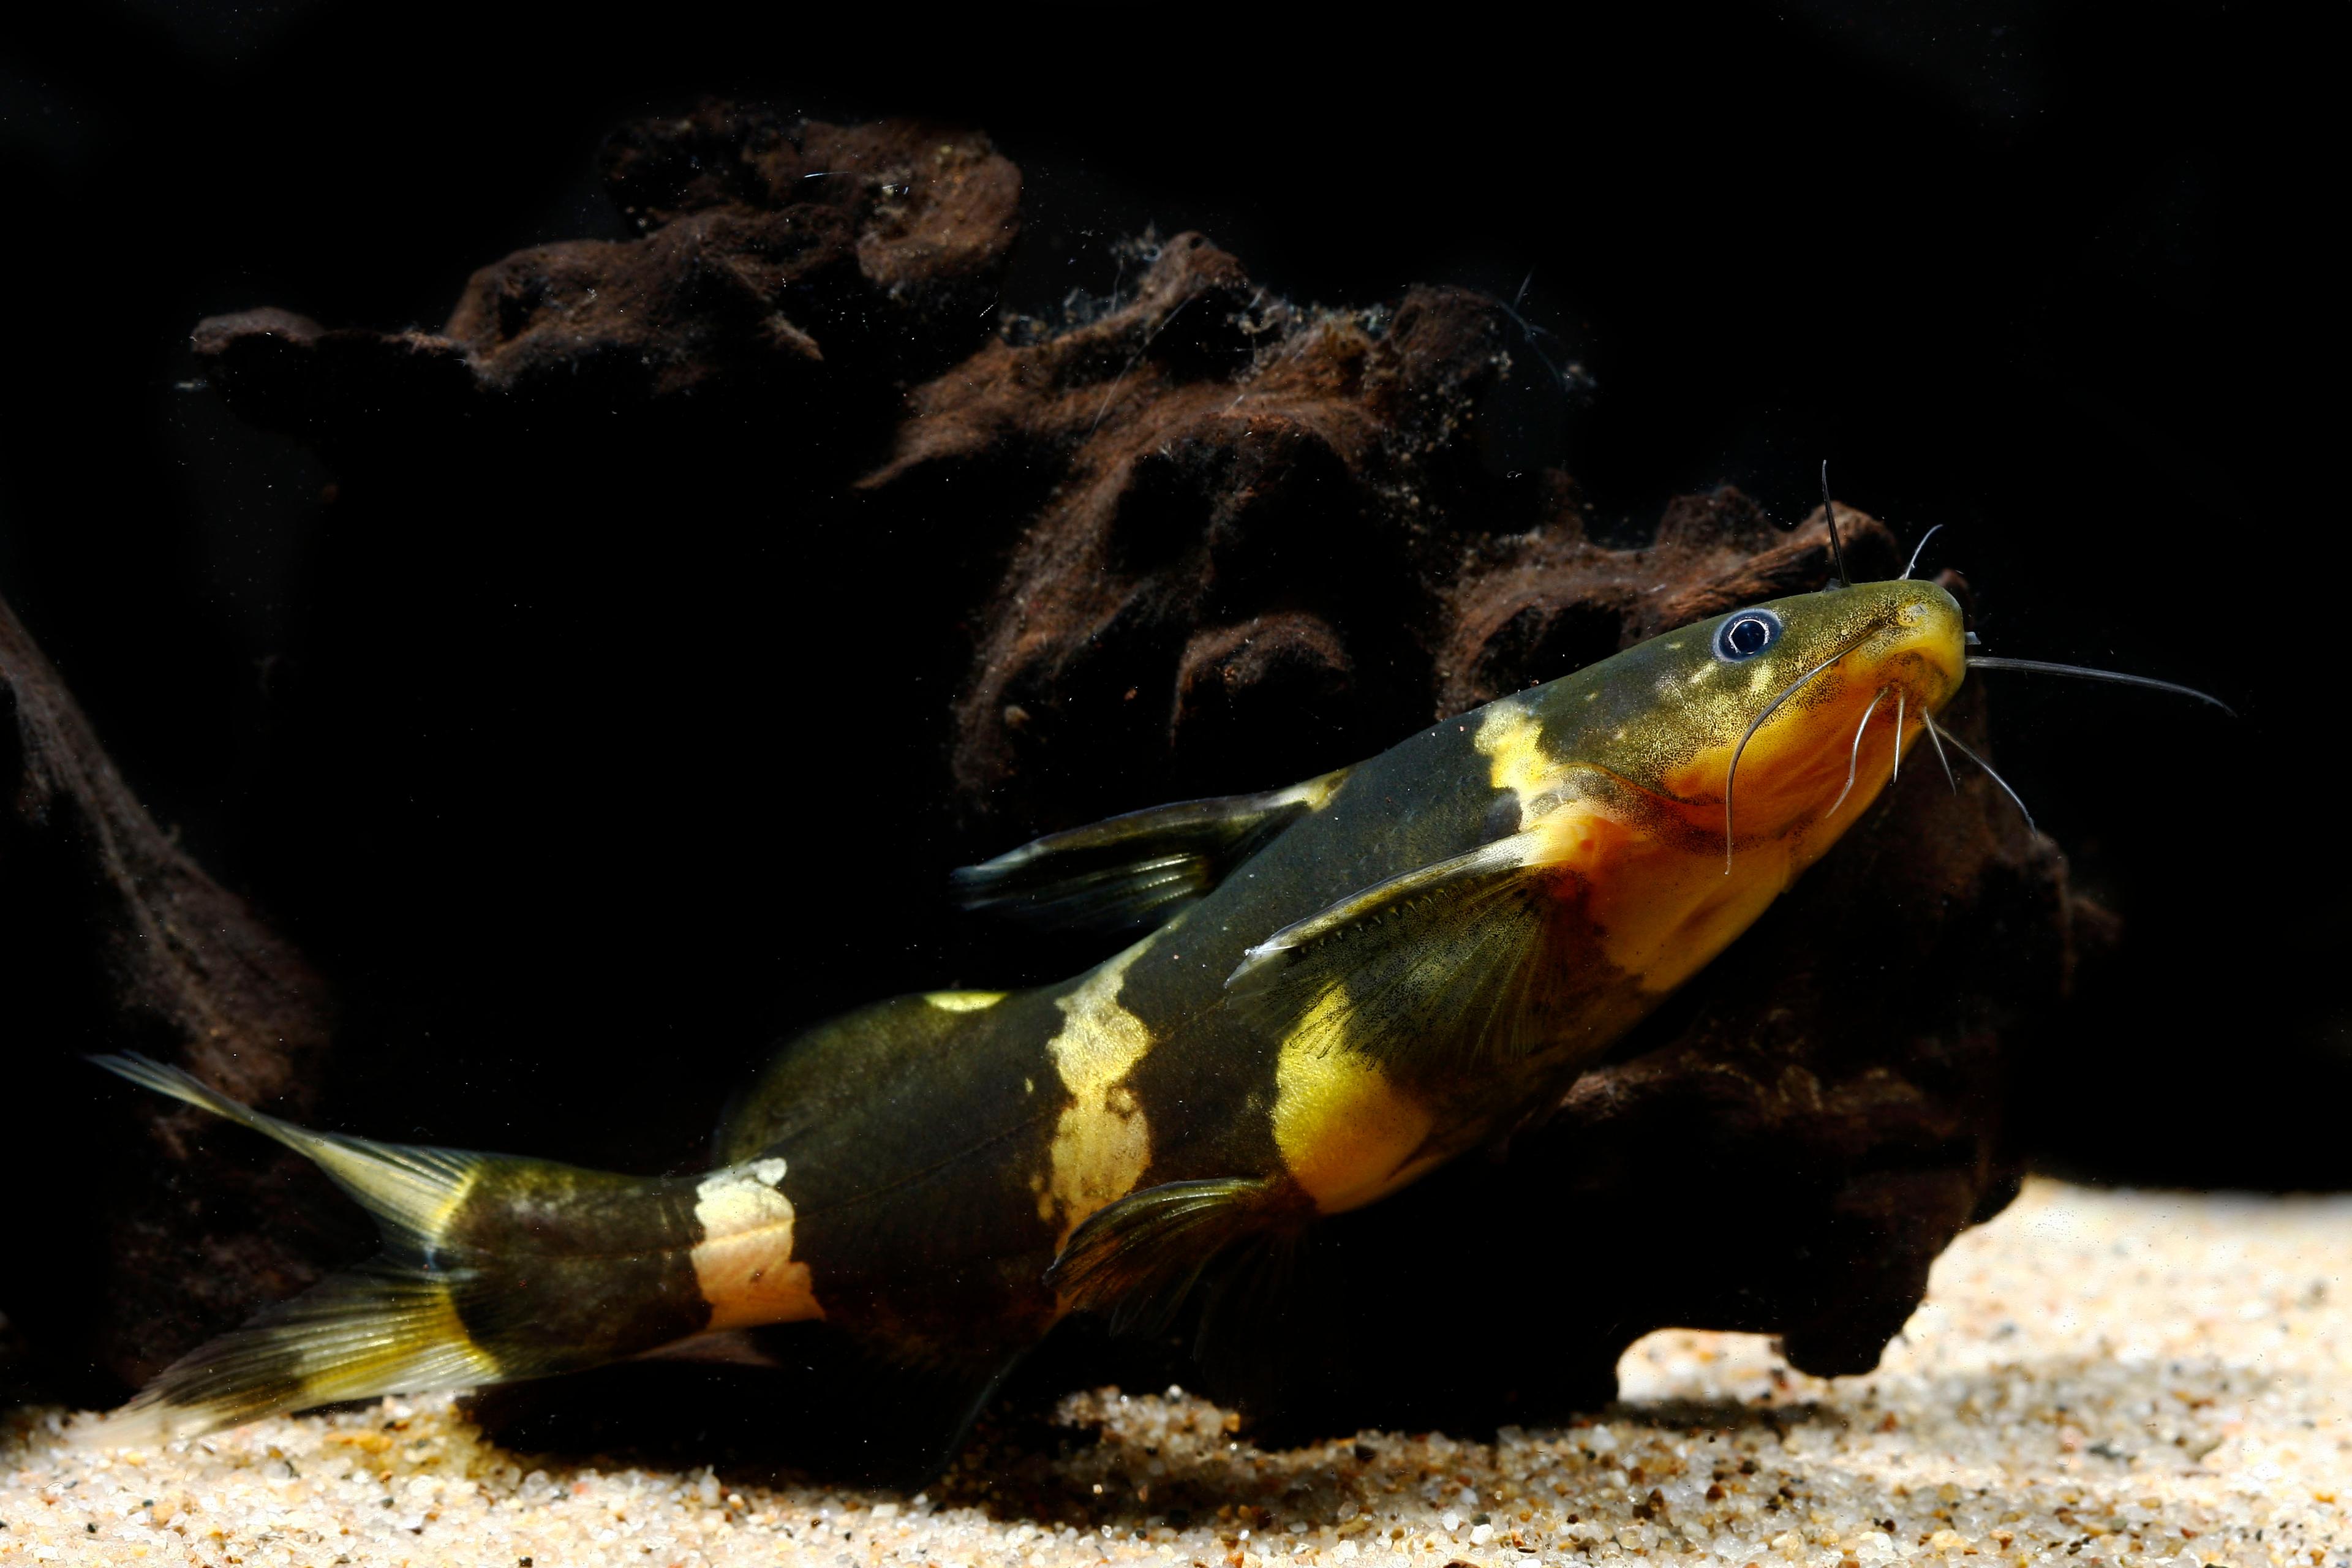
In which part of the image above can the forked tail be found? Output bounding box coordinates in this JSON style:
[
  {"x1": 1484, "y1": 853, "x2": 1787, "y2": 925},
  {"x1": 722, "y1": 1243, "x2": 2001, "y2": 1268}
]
[{"x1": 82, "y1": 1055, "x2": 821, "y2": 1446}]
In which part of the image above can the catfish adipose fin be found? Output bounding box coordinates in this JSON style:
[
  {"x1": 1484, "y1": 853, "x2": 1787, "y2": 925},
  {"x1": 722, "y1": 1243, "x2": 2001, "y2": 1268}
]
[
  {"x1": 950, "y1": 769, "x2": 1349, "y2": 938},
  {"x1": 81, "y1": 1054, "x2": 824, "y2": 1446}
]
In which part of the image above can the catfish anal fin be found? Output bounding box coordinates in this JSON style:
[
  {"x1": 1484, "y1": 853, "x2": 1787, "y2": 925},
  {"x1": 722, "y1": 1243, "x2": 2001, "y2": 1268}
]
[
  {"x1": 1045, "y1": 1177, "x2": 1286, "y2": 1333},
  {"x1": 951, "y1": 769, "x2": 1349, "y2": 938}
]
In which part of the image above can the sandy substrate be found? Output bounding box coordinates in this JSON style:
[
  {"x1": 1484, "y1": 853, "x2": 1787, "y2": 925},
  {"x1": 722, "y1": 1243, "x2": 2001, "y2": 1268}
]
[{"x1": 2, "y1": 1179, "x2": 2345, "y2": 1568}]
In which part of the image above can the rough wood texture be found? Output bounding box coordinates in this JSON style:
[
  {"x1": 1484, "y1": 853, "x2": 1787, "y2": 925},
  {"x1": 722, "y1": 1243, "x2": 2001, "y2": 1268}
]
[
  {"x1": 190, "y1": 104, "x2": 1020, "y2": 454},
  {"x1": 0, "y1": 592, "x2": 339, "y2": 1395}
]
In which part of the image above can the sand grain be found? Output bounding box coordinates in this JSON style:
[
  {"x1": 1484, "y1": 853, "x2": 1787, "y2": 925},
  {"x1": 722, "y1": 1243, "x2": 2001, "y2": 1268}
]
[{"x1": 3, "y1": 1180, "x2": 2344, "y2": 1568}]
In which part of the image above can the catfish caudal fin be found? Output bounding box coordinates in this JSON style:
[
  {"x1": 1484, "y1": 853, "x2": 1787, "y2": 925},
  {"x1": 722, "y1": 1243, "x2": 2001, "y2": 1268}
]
[{"x1": 82, "y1": 1055, "x2": 822, "y2": 1447}]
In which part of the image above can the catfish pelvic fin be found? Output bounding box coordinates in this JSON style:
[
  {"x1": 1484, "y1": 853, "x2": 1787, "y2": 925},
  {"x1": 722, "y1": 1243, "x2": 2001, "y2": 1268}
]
[
  {"x1": 1224, "y1": 829, "x2": 1596, "y2": 1078},
  {"x1": 1045, "y1": 1177, "x2": 1287, "y2": 1333},
  {"x1": 951, "y1": 768, "x2": 1349, "y2": 939}
]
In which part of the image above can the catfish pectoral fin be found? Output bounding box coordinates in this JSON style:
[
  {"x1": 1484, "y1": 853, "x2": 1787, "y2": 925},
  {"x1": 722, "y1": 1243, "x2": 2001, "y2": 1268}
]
[{"x1": 1223, "y1": 828, "x2": 1599, "y2": 1079}]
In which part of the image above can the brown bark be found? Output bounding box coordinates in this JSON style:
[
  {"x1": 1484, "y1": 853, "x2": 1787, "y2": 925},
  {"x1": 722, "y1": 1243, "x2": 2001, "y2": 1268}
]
[{"x1": 1, "y1": 592, "x2": 339, "y2": 1390}]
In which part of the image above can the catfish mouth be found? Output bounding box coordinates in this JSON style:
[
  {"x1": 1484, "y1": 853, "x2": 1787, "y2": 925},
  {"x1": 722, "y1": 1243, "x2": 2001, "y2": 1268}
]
[{"x1": 1717, "y1": 601, "x2": 1965, "y2": 870}]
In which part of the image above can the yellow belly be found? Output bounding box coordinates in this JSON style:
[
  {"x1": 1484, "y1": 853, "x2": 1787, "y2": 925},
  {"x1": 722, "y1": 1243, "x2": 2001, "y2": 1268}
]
[{"x1": 1269, "y1": 987, "x2": 1442, "y2": 1214}]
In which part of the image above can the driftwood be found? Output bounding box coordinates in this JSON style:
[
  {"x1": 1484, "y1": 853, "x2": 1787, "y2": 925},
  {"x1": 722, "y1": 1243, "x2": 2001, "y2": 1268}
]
[
  {"x1": 1, "y1": 103, "x2": 2076, "y2": 1460},
  {"x1": 0, "y1": 593, "x2": 336, "y2": 1398}
]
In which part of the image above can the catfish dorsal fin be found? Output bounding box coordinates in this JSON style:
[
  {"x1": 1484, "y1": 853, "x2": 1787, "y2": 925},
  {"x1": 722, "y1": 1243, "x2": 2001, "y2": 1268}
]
[{"x1": 951, "y1": 767, "x2": 1349, "y2": 939}]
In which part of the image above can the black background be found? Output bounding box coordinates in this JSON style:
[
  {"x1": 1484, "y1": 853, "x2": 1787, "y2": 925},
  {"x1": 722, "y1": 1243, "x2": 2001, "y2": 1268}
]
[{"x1": 0, "y1": 0, "x2": 2338, "y2": 1199}]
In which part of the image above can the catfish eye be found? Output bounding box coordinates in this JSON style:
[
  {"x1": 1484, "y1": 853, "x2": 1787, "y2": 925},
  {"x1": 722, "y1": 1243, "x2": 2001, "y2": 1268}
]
[{"x1": 1714, "y1": 609, "x2": 1782, "y2": 662}]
